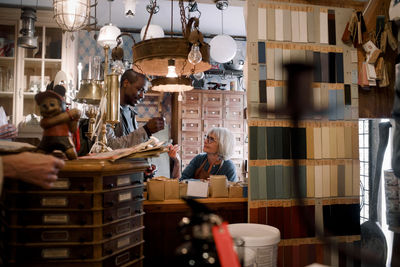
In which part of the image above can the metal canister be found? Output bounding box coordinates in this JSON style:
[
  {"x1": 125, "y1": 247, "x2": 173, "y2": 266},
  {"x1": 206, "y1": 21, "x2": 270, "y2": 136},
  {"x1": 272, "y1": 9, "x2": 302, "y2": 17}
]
[{"x1": 106, "y1": 73, "x2": 120, "y2": 125}]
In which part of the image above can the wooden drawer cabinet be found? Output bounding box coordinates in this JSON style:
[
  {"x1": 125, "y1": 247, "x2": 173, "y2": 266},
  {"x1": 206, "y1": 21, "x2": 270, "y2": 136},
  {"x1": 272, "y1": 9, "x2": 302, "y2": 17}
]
[
  {"x1": 203, "y1": 93, "x2": 223, "y2": 106},
  {"x1": 178, "y1": 90, "x2": 246, "y2": 180},
  {"x1": 181, "y1": 105, "x2": 201, "y2": 119},
  {"x1": 224, "y1": 94, "x2": 244, "y2": 107},
  {"x1": 203, "y1": 119, "x2": 223, "y2": 133},
  {"x1": 181, "y1": 131, "x2": 202, "y2": 146},
  {"x1": 203, "y1": 106, "x2": 223, "y2": 119},
  {"x1": 232, "y1": 146, "x2": 244, "y2": 159},
  {"x1": 183, "y1": 92, "x2": 201, "y2": 105},
  {"x1": 182, "y1": 119, "x2": 201, "y2": 132},
  {"x1": 225, "y1": 107, "x2": 243, "y2": 120},
  {"x1": 0, "y1": 159, "x2": 148, "y2": 266}
]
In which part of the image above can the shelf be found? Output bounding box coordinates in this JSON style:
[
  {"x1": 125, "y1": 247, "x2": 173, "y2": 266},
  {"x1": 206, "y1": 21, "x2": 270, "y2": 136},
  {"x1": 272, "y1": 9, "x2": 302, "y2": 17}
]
[
  {"x1": 23, "y1": 92, "x2": 36, "y2": 99},
  {"x1": 204, "y1": 69, "x2": 243, "y2": 76},
  {"x1": 0, "y1": 91, "x2": 13, "y2": 97},
  {"x1": 0, "y1": 56, "x2": 15, "y2": 60},
  {"x1": 24, "y1": 58, "x2": 62, "y2": 63}
]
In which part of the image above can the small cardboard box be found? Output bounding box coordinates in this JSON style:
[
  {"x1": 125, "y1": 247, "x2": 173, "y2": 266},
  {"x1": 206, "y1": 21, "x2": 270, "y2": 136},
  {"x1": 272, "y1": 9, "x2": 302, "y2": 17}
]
[
  {"x1": 165, "y1": 179, "x2": 179, "y2": 200},
  {"x1": 187, "y1": 180, "x2": 209, "y2": 198},
  {"x1": 228, "y1": 182, "x2": 243, "y2": 198},
  {"x1": 210, "y1": 175, "x2": 228, "y2": 198},
  {"x1": 147, "y1": 179, "x2": 165, "y2": 201},
  {"x1": 179, "y1": 182, "x2": 188, "y2": 198}
]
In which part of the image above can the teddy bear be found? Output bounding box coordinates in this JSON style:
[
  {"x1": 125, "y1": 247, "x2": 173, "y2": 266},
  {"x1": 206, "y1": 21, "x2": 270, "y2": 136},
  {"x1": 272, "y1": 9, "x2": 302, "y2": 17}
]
[{"x1": 35, "y1": 83, "x2": 81, "y2": 160}]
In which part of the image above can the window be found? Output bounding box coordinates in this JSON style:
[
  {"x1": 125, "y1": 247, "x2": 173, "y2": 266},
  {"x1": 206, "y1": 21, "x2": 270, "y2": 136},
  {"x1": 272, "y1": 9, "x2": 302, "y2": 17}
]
[{"x1": 359, "y1": 119, "x2": 369, "y2": 223}]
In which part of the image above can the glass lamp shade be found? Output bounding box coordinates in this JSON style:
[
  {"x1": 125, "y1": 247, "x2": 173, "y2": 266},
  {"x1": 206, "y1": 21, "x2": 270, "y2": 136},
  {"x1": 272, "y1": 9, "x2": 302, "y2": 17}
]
[
  {"x1": 53, "y1": 0, "x2": 90, "y2": 32},
  {"x1": 140, "y1": 24, "x2": 164, "y2": 40},
  {"x1": 151, "y1": 77, "x2": 193, "y2": 93},
  {"x1": 97, "y1": 24, "x2": 121, "y2": 49},
  {"x1": 210, "y1": 34, "x2": 237, "y2": 63}
]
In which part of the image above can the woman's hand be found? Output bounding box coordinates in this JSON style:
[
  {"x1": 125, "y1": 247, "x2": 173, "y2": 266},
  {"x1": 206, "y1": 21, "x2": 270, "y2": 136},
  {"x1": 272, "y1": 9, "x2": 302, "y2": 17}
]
[
  {"x1": 167, "y1": 144, "x2": 180, "y2": 159},
  {"x1": 0, "y1": 123, "x2": 17, "y2": 139}
]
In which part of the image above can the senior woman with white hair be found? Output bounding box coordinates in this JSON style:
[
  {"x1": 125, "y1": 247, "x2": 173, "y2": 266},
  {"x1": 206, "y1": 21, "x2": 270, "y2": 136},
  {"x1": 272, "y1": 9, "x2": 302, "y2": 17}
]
[{"x1": 170, "y1": 127, "x2": 237, "y2": 182}]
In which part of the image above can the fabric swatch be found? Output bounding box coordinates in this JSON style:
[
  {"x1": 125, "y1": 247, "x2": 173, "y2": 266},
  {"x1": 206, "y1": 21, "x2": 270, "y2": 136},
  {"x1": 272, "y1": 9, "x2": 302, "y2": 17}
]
[
  {"x1": 275, "y1": 165, "x2": 284, "y2": 198},
  {"x1": 267, "y1": 8, "x2": 275, "y2": 41},
  {"x1": 249, "y1": 126, "x2": 258, "y2": 160},
  {"x1": 314, "y1": 165, "x2": 323, "y2": 197},
  {"x1": 320, "y1": 10, "x2": 329, "y2": 44},
  {"x1": 275, "y1": 8, "x2": 284, "y2": 41},
  {"x1": 257, "y1": 126, "x2": 266, "y2": 159},
  {"x1": 328, "y1": 89, "x2": 337, "y2": 120},
  {"x1": 336, "y1": 89, "x2": 344, "y2": 120},
  {"x1": 266, "y1": 48, "x2": 275, "y2": 80},
  {"x1": 267, "y1": 165, "x2": 276, "y2": 199},
  {"x1": 307, "y1": 165, "x2": 315, "y2": 197},
  {"x1": 283, "y1": 9, "x2": 292, "y2": 41},
  {"x1": 250, "y1": 166, "x2": 259, "y2": 200},
  {"x1": 291, "y1": 10, "x2": 300, "y2": 42},
  {"x1": 328, "y1": 52, "x2": 336, "y2": 83},
  {"x1": 314, "y1": 127, "x2": 322, "y2": 159},
  {"x1": 258, "y1": 166, "x2": 267, "y2": 199},
  {"x1": 328, "y1": 10, "x2": 336, "y2": 45},
  {"x1": 299, "y1": 11, "x2": 308, "y2": 42},
  {"x1": 330, "y1": 164, "x2": 338, "y2": 197},
  {"x1": 336, "y1": 53, "x2": 344, "y2": 83},
  {"x1": 322, "y1": 164, "x2": 330, "y2": 197},
  {"x1": 267, "y1": 86, "x2": 275, "y2": 119},
  {"x1": 321, "y1": 126, "x2": 330, "y2": 158},
  {"x1": 258, "y1": 7, "x2": 267, "y2": 40},
  {"x1": 258, "y1": 42, "x2": 266, "y2": 63},
  {"x1": 274, "y1": 47, "x2": 283, "y2": 80},
  {"x1": 313, "y1": 52, "x2": 322, "y2": 82},
  {"x1": 307, "y1": 10, "x2": 315, "y2": 42},
  {"x1": 320, "y1": 52, "x2": 329, "y2": 83}
]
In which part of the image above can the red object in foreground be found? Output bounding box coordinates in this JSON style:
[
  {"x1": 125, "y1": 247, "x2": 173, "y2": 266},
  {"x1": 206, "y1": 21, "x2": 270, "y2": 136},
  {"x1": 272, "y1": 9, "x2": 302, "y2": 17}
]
[{"x1": 212, "y1": 222, "x2": 240, "y2": 267}]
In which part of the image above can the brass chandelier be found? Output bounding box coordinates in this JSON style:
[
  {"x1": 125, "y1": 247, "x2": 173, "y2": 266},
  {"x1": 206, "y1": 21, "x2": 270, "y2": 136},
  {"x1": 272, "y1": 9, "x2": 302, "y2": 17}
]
[{"x1": 131, "y1": 0, "x2": 211, "y2": 77}]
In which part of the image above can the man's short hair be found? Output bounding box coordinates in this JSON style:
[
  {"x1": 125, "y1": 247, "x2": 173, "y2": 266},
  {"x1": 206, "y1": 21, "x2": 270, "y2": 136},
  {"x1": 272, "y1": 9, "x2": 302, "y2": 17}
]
[{"x1": 120, "y1": 70, "x2": 147, "y2": 88}]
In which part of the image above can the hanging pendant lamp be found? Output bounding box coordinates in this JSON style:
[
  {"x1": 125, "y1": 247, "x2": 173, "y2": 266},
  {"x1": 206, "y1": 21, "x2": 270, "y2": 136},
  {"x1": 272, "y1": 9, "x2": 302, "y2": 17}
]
[
  {"x1": 53, "y1": 0, "x2": 92, "y2": 32},
  {"x1": 210, "y1": 0, "x2": 237, "y2": 63},
  {"x1": 97, "y1": 0, "x2": 120, "y2": 49}
]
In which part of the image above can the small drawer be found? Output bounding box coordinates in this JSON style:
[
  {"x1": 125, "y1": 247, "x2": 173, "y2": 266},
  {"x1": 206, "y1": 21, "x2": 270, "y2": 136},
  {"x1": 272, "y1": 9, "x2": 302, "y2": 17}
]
[
  {"x1": 231, "y1": 146, "x2": 244, "y2": 159},
  {"x1": 182, "y1": 119, "x2": 201, "y2": 132},
  {"x1": 103, "y1": 213, "x2": 144, "y2": 239},
  {"x1": 103, "y1": 243, "x2": 143, "y2": 267},
  {"x1": 224, "y1": 94, "x2": 244, "y2": 107},
  {"x1": 183, "y1": 92, "x2": 201, "y2": 105},
  {"x1": 104, "y1": 200, "x2": 143, "y2": 223},
  {"x1": 181, "y1": 105, "x2": 201, "y2": 119},
  {"x1": 103, "y1": 173, "x2": 143, "y2": 190},
  {"x1": 182, "y1": 132, "x2": 202, "y2": 146},
  {"x1": 203, "y1": 120, "x2": 223, "y2": 132},
  {"x1": 203, "y1": 93, "x2": 223, "y2": 106},
  {"x1": 224, "y1": 107, "x2": 244, "y2": 120},
  {"x1": 203, "y1": 106, "x2": 223, "y2": 119},
  {"x1": 233, "y1": 134, "x2": 244, "y2": 145},
  {"x1": 103, "y1": 228, "x2": 144, "y2": 256},
  {"x1": 2, "y1": 193, "x2": 93, "y2": 209},
  {"x1": 103, "y1": 186, "x2": 144, "y2": 208},
  {"x1": 224, "y1": 120, "x2": 244, "y2": 133},
  {"x1": 182, "y1": 146, "x2": 201, "y2": 160},
  {"x1": 4, "y1": 177, "x2": 94, "y2": 192}
]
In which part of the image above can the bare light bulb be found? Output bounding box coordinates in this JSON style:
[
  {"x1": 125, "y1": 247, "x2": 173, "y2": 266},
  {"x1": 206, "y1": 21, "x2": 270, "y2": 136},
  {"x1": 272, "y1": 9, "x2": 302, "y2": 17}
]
[
  {"x1": 188, "y1": 44, "x2": 202, "y2": 65},
  {"x1": 166, "y1": 59, "x2": 178, "y2": 78}
]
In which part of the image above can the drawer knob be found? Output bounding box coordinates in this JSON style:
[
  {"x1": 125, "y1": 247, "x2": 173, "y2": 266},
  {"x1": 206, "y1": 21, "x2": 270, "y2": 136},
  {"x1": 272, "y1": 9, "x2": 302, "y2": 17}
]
[
  {"x1": 212, "y1": 125, "x2": 215, "y2": 127},
  {"x1": 190, "y1": 124, "x2": 194, "y2": 127},
  {"x1": 190, "y1": 97, "x2": 194, "y2": 100},
  {"x1": 190, "y1": 151, "x2": 193, "y2": 154},
  {"x1": 212, "y1": 98, "x2": 215, "y2": 101},
  {"x1": 190, "y1": 110, "x2": 194, "y2": 113},
  {"x1": 233, "y1": 112, "x2": 237, "y2": 115},
  {"x1": 212, "y1": 111, "x2": 215, "y2": 114},
  {"x1": 190, "y1": 137, "x2": 193, "y2": 140},
  {"x1": 233, "y1": 125, "x2": 236, "y2": 128},
  {"x1": 233, "y1": 99, "x2": 237, "y2": 101},
  {"x1": 107, "y1": 183, "x2": 115, "y2": 189}
]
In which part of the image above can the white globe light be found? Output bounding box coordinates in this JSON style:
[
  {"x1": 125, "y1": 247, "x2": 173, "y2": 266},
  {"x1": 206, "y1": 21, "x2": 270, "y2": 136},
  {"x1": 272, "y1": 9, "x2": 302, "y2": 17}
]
[
  {"x1": 140, "y1": 24, "x2": 165, "y2": 40},
  {"x1": 97, "y1": 24, "x2": 121, "y2": 49},
  {"x1": 210, "y1": 34, "x2": 237, "y2": 63}
]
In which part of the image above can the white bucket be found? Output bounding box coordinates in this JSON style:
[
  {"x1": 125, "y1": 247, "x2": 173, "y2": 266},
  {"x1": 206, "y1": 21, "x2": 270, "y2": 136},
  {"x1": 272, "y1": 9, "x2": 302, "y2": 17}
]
[{"x1": 228, "y1": 223, "x2": 280, "y2": 267}]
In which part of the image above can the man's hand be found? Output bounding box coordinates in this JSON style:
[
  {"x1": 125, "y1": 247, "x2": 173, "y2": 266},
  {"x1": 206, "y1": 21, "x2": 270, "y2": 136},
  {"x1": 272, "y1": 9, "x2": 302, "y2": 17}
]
[
  {"x1": 3, "y1": 152, "x2": 65, "y2": 189},
  {"x1": 145, "y1": 117, "x2": 165, "y2": 134},
  {"x1": 167, "y1": 144, "x2": 180, "y2": 159},
  {"x1": 0, "y1": 123, "x2": 17, "y2": 139}
]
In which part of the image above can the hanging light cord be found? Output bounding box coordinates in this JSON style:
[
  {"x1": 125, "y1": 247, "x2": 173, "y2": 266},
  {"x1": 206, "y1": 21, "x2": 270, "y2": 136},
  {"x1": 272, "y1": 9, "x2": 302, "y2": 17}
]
[
  {"x1": 171, "y1": 0, "x2": 174, "y2": 37},
  {"x1": 108, "y1": 0, "x2": 112, "y2": 24},
  {"x1": 221, "y1": 9, "x2": 224, "y2": 35}
]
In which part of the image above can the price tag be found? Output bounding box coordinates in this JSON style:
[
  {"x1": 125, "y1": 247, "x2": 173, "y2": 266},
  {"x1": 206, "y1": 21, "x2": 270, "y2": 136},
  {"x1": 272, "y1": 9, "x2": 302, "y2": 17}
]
[{"x1": 212, "y1": 222, "x2": 240, "y2": 267}]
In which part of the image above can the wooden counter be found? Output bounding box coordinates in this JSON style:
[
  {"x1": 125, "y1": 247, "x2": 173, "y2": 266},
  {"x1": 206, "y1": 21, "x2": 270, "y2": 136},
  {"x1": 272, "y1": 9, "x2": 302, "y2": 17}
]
[{"x1": 143, "y1": 198, "x2": 248, "y2": 266}]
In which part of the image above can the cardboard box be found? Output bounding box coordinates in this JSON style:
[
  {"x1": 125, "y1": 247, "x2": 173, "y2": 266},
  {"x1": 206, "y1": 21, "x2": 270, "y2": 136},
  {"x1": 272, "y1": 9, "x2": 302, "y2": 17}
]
[
  {"x1": 165, "y1": 179, "x2": 179, "y2": 200},
  {"x1": 210, "y1": 175, "x2": 228, "y2": 198},
  {"x1": 147, "y1": 179, "x2": 165, "y2": 201},
  {"x1": 228, "y1": 183, "x2": 243, "y2": 198},
  {"x1": 187, "y1": 180, "x2": 209, "y2": 198},
  {"x1": 179, "y1": 182, "x2": 188, "y2": 198}
]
